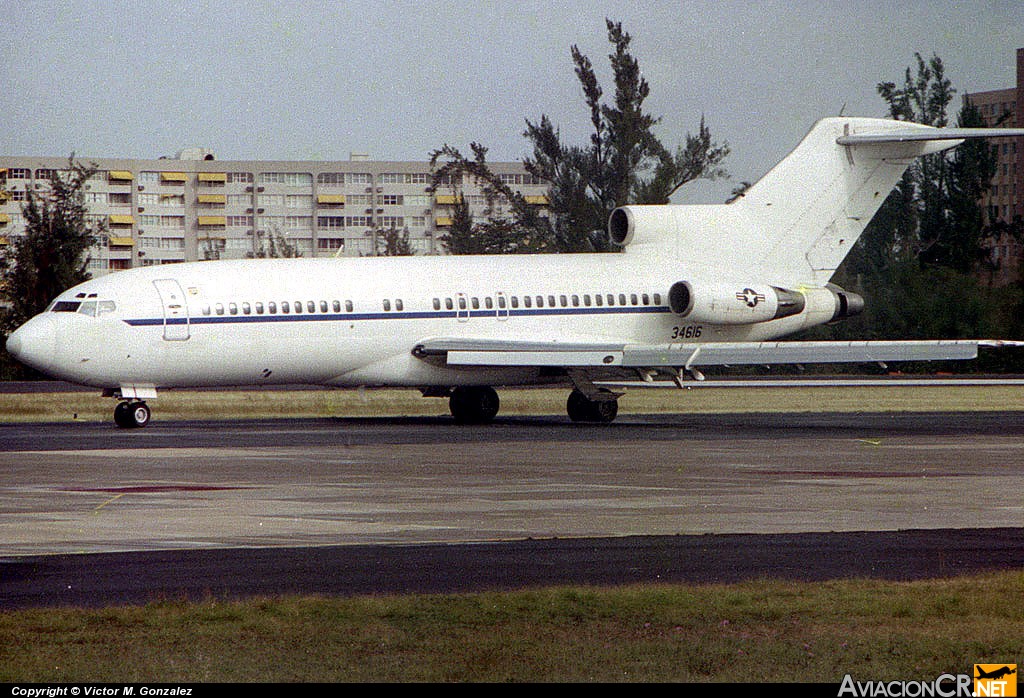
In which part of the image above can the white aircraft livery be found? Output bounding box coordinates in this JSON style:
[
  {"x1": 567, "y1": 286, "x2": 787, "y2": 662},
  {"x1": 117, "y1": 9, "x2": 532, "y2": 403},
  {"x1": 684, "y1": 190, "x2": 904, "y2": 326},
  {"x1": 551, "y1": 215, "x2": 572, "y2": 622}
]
[{"x1": 7, "y1": 117, "x2": 1024, "y2": 427}]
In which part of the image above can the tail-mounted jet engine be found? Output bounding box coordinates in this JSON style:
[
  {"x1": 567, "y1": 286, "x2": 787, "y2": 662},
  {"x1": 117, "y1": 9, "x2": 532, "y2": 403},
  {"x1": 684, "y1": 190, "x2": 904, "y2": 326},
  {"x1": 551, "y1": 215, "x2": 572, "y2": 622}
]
[{"x1": 668, "y1": 281, "x2": 863, "y2": 325}]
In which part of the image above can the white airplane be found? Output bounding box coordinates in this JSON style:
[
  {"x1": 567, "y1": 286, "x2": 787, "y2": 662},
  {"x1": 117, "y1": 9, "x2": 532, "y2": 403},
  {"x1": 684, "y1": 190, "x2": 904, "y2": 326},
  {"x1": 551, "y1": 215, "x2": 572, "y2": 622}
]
[{"x1": 7, "y1": 117, "x2": 1024, "y2": 427}]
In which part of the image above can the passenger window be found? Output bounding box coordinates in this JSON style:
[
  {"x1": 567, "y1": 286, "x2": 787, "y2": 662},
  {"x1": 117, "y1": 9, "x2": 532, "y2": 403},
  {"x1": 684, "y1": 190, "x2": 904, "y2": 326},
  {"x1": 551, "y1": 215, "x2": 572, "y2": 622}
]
[
  {"x1": 619, "y1": 294, "x2": 627, "y2": 306},
  {"x1": 281, "y1": 302, "x2": 289, "y2": 314},
  {"x1": 445, "y1": 298, "x2": 454, "y2": 310},
  {"x1": 333, "y1": 300, "x2": 341, "y2": 312},
  {"x1": 548, "y1": 295, "x2": 556, "y2": 307},
  {"x1": 509, "y1": 296, "x2": 517, "y2": 308},
  {"x1": 607, "y1": 294, "x2": 615, "y2": 306},
  {"x1": 320, "y1": 301, "x2": 328, "y2": 313},
  {"x1": 653, "y1": 293, "x2": 662, "y2": 305},
  {"x1": 215, "y1": 303, "x2": 225, "y2": 315},
  {"x1": 202, "y1": 305, "x2": 212, "y2": 316},
  {"x1": 458, "y1": 297, "x2": 466, "y2": 310},
  {"x1": 594, "y1": 294, "x2": 602, "y2": 306},
  {"x1": 269, "y1": 302, "x2": 277, "y2": 314},
  {"x1": 383, "y1": 299, "x2": 391, "y2": 311},
  {"x1": 396, "y1": 299, "x2": 404, "y2": 311},
  {"x1": 642, "y1": 293, "x2": 650, "y2": 305},
  {"x1": 242, "y1": 302, "x2": 251, "y2": 315},
  {"x1": 345, "y1": 300, "x2": 353, "y2": 312},
  {"x1": 524, "y1": 296, "x2": 532, "y2": 308},
  {"x1": 560, "y1": 295, "x2": 567, "y2": 307},
  {"x1": 485, "y1": 297, "x2": 493, "y2": 310},
  {"x1": 256, "y1": 302, "x2": 264, "y2": 314},
  {"x1": 631, "y1": 294, "x2": 638, "y2": 305},
  {"x1": 307, "y1": 301, "x2": 315, "y2": 313},
  {"x1": 229, "y1": 303, "x2": 238, "y2": 315},
  {"x1": 471, "y1": 297, "x2": 479, "y2": 310},
  {"x1": 433, "y1": 298, "x2": 441, "y2": 311}
]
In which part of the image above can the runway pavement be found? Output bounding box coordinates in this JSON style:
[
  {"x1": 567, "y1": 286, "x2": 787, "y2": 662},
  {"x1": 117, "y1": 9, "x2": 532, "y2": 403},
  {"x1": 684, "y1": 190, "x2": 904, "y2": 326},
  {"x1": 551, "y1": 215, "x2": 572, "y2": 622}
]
[{"x1": 2, "y1": 411, "x2": 1023, "y2": 607}]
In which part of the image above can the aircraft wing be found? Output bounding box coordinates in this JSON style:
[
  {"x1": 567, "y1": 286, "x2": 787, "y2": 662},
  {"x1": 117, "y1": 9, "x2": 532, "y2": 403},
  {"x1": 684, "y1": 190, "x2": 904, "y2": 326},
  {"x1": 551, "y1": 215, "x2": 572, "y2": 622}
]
[{"x1": 413, "y1": 338, "x2": 1022, "y2": 371}]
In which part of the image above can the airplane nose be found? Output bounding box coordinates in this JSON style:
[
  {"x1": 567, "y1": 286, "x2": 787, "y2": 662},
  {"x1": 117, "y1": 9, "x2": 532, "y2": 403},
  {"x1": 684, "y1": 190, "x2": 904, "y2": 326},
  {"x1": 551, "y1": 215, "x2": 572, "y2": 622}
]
[{"x1": 5, "y1": 314, "x2": 57, "y2": 374}]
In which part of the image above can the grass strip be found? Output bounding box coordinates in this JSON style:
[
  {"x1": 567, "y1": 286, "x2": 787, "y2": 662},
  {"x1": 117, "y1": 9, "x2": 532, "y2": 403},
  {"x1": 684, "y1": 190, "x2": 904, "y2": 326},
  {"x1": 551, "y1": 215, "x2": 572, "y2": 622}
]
[
  {"x1": 1, "y1": 384, "x2": 1023, "y2": 422},
  {"x1": 1, "y1": 572, "x2": 1022, "y2": 682}
]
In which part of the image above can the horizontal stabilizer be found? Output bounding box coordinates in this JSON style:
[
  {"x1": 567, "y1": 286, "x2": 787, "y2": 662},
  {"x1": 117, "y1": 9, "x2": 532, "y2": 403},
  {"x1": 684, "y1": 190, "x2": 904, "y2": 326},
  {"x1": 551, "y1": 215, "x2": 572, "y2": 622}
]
[{"x1": 837, "y1": 127, "x2": 1024, "y2": 145}]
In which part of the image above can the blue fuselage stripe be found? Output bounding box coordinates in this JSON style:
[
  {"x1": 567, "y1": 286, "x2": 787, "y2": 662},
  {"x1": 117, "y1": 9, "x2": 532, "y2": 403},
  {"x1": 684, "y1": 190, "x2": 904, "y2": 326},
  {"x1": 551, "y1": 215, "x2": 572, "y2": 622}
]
[{"x1": 124, "y1": 305, "x2": 671, "y2": 327}]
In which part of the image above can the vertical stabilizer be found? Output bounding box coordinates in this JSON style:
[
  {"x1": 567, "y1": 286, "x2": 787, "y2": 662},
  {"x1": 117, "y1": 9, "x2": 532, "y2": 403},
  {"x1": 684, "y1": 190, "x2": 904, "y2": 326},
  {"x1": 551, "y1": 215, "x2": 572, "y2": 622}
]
[{"x1": 735, "y1": 117, "x2": 957, "y2": 285}]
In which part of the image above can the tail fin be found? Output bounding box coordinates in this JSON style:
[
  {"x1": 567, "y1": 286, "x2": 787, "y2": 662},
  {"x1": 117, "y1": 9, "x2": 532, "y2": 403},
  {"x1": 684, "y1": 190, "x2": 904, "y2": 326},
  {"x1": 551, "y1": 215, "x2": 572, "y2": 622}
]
[
  {"x1": 613, "y1": 117, "x2": 1024, "y2": 286},
  {"x1": 740, "y1": 117, "x2": 962, "y2": 284}
]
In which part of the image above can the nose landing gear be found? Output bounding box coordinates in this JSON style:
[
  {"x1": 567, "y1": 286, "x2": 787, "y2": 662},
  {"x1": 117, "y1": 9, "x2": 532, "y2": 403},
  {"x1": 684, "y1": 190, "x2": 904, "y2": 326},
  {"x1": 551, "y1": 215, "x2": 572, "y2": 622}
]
[{"x1": 114, "y1": 401, "x2": 151, "y2": 429}]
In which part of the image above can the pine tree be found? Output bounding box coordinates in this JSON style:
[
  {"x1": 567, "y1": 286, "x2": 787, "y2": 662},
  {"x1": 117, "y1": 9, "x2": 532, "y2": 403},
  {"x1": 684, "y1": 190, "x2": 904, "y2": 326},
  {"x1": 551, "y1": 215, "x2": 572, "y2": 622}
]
[{"x1": 1, "y1": 158, "x2": 101, "y2": 334}]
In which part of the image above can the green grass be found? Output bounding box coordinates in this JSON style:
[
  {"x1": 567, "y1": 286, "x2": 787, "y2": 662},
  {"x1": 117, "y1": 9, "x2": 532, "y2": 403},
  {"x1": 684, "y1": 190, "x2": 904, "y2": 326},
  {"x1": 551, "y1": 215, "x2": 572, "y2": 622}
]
[
  {"x1": 2, "y1": 383, "x2": 1022, "y2": 422},
  {"x1": 2, "y1": 573, "x2": 1022, "y2": 682}
]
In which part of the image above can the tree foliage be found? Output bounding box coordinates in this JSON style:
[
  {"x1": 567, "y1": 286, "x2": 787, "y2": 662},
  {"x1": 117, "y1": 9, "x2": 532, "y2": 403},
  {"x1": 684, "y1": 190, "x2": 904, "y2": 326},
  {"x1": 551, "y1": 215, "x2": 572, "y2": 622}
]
[
  {"x1": 376, "y1": 225, "x2": 414, "y2": 256},
  {"x1": 1, "y1": 158, "x2": 101, "y2": 334},
  {"x1": 822, "y1": 54, "x2": 1024, "y2": 371},
  {"x1": 431, "y1": 19, "x2": 728, "y2": 254},
  {"x1": 849, "y1": 54, "x2": 999, "y2": 276},
  {"x1": 249, "y1": 226, "x2": 303, "y2": 258}
]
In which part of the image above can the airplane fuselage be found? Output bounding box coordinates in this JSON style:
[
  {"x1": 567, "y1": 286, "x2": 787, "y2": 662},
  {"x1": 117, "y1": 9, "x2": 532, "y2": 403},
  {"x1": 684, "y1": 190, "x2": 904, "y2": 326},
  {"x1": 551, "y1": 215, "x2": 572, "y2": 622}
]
[{"x1": 12, "y1": 253, "x2": 821, "y2": 393}]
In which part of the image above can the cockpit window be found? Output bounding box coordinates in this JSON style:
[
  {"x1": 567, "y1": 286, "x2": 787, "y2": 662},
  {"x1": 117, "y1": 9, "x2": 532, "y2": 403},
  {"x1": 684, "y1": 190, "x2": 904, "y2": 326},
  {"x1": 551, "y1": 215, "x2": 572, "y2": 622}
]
[{"x1": 50, "y1": 299, "x2": 117, "y2": 316}]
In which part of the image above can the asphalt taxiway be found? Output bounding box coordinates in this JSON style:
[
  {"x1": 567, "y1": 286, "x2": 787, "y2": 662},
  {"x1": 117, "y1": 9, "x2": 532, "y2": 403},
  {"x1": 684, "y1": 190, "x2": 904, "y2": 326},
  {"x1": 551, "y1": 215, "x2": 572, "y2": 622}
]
[{"x1": 2, "y1": 411, "x2": 1023, "y2": 607}]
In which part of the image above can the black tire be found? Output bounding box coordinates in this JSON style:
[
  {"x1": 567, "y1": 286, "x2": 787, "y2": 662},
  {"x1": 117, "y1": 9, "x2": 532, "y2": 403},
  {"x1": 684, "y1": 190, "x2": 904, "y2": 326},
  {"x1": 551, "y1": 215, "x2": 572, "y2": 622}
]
[
  {"x1": 566, "y1": 389, "x2": 618, "y2": 423},
  {"x1": 449, "y1": 386, "x2": 500, "y2": 424},
  {"x1": 129, "y1": 402, "x2": 151, "y2": 428},
  {"x1": 115, "y1": 401, "x2": 151, "y2": 429}
]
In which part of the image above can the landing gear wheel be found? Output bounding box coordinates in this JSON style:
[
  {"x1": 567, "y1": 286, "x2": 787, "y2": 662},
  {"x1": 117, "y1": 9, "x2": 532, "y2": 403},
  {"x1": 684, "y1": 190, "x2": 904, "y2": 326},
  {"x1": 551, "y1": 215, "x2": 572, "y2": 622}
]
[
  {"x1": 114, "y1": 401, "x2": 151, "y2": 429},
  {"x1": 449, "y1": 386, "x2": 500, "y2": 424},
  {"x1": 566, "y1": 389, "x2": 619, "y2": 424}
]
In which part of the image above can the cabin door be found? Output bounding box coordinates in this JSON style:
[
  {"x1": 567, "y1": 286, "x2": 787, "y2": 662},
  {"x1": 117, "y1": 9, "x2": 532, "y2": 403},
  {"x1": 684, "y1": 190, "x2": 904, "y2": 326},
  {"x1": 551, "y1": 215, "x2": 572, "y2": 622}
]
[{"x1": 153, "y1": 279, "x2": 190, "y2": 341}]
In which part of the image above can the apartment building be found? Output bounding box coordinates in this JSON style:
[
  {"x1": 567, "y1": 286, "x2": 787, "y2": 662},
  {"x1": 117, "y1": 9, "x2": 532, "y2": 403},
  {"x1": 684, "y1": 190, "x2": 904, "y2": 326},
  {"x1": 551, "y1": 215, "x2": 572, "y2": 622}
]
[
  {"x1": 964, "y1": 47, "x2": 1024, "y2": 285},
  {"x1": 0, "y1": 150, "x2": 550, "y2": 276}
]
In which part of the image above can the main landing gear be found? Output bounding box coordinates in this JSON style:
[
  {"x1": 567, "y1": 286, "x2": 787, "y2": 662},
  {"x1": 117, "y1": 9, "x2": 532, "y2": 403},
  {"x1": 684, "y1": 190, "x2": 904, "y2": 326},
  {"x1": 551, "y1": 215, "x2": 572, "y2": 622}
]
[
  {"x1": 448, "y1": 386, "x2": 501, "y2": 424},
  {"x1": 566, "y1": 388, "x2": 619, "y2": 423},
  {"x1": 445, "y1": 385, "x2": 620, "y2": 424},
  {"x1": 114, "y1": 400, "x2": 151, "y2": 429}
]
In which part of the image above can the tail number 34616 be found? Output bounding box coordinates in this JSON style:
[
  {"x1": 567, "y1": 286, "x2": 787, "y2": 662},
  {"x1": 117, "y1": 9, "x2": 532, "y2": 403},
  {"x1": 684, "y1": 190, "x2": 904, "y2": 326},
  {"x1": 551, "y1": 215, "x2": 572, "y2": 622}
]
[{"x1": 671, "y1": 325, "x2": 702, "y2": 339}]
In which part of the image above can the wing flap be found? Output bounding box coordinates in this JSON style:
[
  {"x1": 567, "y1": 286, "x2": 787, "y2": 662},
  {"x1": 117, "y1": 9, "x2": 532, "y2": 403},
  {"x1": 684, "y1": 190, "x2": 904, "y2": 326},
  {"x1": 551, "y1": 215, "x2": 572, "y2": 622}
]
[{"x1": 415, "y1": 338, "x2": 1019, "y2": 369}]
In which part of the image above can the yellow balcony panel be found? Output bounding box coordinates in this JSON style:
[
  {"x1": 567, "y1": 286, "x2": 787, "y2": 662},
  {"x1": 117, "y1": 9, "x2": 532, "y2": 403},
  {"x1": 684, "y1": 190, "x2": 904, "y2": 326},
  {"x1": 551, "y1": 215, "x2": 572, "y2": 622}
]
[
  {"x1": 435, "y1": 217, "x2": 453, "y2": 227},
  {"x1": 435, "y1": 195, "x2": 463, "y2": 205},
  {"x1": 108, "y1": 236, "x2": 135, "y2": 247},
  {"x1": 197, "y1": 194, "x2": 226, "y2": 204},
  {"x1": 197, "y1": 215, "x2": 227, "y2": 226},
  {"x1": 524, "y1": 195, "x2": 550, "y2": 205},
  {"x1": 0, "y1": 213, "x2": 10, "y2": 225},
  {"x1": 108, "y1": 214, "x2": 135, "y2": 225},
  {"x1": 0, "y1": 236, "x2": 8, "y2": 245},
  {"x1": 160, "y1": 172, "x2": 188, "y2": 183},
  {"x1": 317, "y1": 194, "x2": 346, "y2": 205},
  {"x1": 197, "y1": 172, "x2": 227, "y2": 182},
  {"x1": 108, "y1": 170, "x2": 134, "y2": 181}
]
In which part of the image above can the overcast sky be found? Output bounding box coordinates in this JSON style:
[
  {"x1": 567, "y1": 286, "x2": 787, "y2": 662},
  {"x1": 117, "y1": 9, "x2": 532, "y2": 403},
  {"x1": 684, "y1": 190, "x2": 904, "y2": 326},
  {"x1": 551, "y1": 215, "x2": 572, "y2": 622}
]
[{"x1": 3, "y1": 0, "x2": 1023, "y2": 202}]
